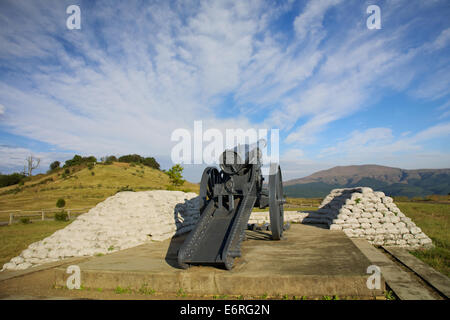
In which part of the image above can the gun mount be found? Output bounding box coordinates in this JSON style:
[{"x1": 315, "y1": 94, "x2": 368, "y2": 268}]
[{"x1": 177, "y1": 140, "x2": 285, "y2": 270}]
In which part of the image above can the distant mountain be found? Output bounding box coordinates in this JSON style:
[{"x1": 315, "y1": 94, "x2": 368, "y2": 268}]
[{"x1": 284, "y1": 165, "x2": 450, "y2": 198}]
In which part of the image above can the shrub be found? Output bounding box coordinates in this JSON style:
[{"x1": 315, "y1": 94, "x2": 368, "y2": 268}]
[
  {"x1": 56, "y1": 198, "x2": 66, "y2": 208},
  {"x1": 116, "y1": 185, "x2": 135, "y2": 194},
  {"x1": 87, "y1": 162, "x2": 95, "y2": 170},
  {"x1": 64, "y1": 168, "x2": 70, "y2": 175},
  {"x1": 20, "y1": 217, "x2": 32, "y2": 224},
  {"x1": 91, "y1": 171, "x2": 95, "y2": 176},
  {"x1": 166, "y1": 164, "x2": 185, "y2": 186},
  {"x1": 0, "y1": 172, "x2": 26, "y2": 188},
  {"x1": 50, "y1": 161, "x2": 61, "y2": 170},
  {"x1": 101, "y1": 155, "x2": 117, "y2": 164},
  {"x1": 64, "y1": 155, "x2": 97, "y2": 167},
  {"x1": 117, "y1": 154, "x2": 160, "y2": 170},
  {"x1": 54, "y1": 210, "x2": 68, "y2": 221}
]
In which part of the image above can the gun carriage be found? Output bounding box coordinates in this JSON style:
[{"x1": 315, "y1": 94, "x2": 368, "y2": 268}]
[{"x1": 177, "y1": 140, "x2": 285, "y2": 270}]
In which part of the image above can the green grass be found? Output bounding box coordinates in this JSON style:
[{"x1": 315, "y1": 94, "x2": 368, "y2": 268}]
[
  {"x1": 0, "y1": 220, "x2": 72, "y2": 267},
  {"x1": 138, "y1": 285, "x2": 156, "y2": 296},
  {"x1": 114, "y1": 286, "x2": 132, "y2": 294},
  {"x1": 396, "y1": 202, "x2": 450, "y2": 277},
  {"x1": 176, "y1": 288, "x2": 187, "y2": 297},
  {"x1": 384, "y1": 290, "x2": 397, "y2": 300}
]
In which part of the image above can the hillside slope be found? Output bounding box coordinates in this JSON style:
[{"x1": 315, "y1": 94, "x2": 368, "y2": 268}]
[
  {"x1": 0, "y1": 162, "x2": 199, "y2": 218},
  {"x1": 284, "y1": 165, "x2": 450, "y2": 198}
]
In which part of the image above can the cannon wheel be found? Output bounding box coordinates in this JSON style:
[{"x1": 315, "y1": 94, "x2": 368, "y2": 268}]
[
  {"x1": 199, "y1": 167, "x2": 221, "y2": 205},
  {"x1": 269, "y1": 165, "x2": 284, "y2": 240}
]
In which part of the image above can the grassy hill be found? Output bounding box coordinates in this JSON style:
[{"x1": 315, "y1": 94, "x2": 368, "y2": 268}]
[{"x1": 0, "y1": 162, "x2": 199, "y2": 221}]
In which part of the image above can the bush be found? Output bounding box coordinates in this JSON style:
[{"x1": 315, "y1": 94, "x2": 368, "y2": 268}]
[
  {"x1": 20, "y1": 217, "x2": 32, "y2": 224},
  {"x1": 56, "y1": 198, "x2": 66, "y2": 208},
  {"x1": 87, "y1": 162, "x2": 95, "y2": 170},
  {"x1": 91, "y1": 171, "x2": 95, "y2": 176},
  {"x1": 64, "y1": 155, "x2": 97, "y2": 167},
  {"x1": 115, "y1": 185, "x2": 135, "y2": 194},
  {"x1": 166, "y1": 164, "x2": 185, "y2": 186},
  {"x1": 54, "y1": 210, "x2": 68, "y2": 221},
  {"x1": 101, "y1": 155, "x2": 117, "y2": 164},
  {"x1": 0, "y1": 172, "x2": 26, "y2": 188},
  {"x1": 117, "y1": 154, "x2": 160, "y2": 170},
  {"x1": 50, "y1": 161, "x2": 60, "y2": 171}
]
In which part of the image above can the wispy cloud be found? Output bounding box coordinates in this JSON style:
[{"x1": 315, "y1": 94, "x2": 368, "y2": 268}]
[{"x1": 0, "y1": 0, "x2": 449, "y2": 178}]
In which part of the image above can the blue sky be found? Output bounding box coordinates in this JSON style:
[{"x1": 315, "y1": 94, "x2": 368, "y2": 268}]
[{"x1": 0, "y1": 0, "x2": 449, "y2": 182}]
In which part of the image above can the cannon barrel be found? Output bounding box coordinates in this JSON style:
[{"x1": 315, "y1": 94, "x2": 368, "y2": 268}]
[{"x1": 219, "y1": 139, "x2": 266, "y2": 175}]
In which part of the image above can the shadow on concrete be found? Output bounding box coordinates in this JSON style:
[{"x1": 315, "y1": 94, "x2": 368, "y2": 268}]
[
  {"x1": 245, "y1": 229, "x2": 272, "y2": 241},
  {"x1": 300, "y1": 190, "x2": 355, "y2": 230},
  {"x1": 164, "y1": 233, "x2": 186, "y2": 269}
]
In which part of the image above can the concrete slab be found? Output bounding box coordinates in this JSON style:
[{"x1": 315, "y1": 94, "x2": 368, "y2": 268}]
[
  {"x1": 383, "y1": 246, "x2": 450, "y2": 298},
  {"x1": 0, "y1": 257, "x2": 90, "y2": 282},
  {"x1": 351, "y1": 239, "x2": 439, "y2": 300},
  {"x1": 0, "y1": 295, "x2": 77, "y2": 300},
  {"x1": 54, "y1": 224, "x2": 384, "y2": 297}
]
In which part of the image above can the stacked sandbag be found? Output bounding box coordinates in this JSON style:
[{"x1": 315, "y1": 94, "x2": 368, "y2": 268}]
[
  {"x1": 1, "y1": 190, "x2": 200, "y2": 272},
  {"x1": 318, "y1": 187, "x2": 433, "y2": 248}
]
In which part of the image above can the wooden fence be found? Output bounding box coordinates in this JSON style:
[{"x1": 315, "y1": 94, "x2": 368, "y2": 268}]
[{"x1": 0, "y1": 208, "x2": 91, "y2": 225}]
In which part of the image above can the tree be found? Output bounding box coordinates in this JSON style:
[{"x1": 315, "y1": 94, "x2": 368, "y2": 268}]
[
  {"x1": 117, "y1": 154, "x2": 160, "y2": 170},
  {"x1": 56, "y1": 198, "x2": 66, "y2": 208},
  {"x1": 64, "y1": 155, "x2": 97, "y2": 167},
  {"x1": 166, "y1": 164, "x2": 185, "y2": 186},
  {"x1": 0, "y1": 173, "x2": 26, "y2": 188},
  {"x1": 143, "y1": 157, "x2": 160, "y2": 170},
  {"x1": 50, "y1": 161, "x2": 60, "y2": 171},
  {"x1": 25, "y1": 155, "x2": 40, "y2": 176}
]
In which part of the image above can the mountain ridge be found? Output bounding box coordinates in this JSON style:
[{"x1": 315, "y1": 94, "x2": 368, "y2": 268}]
[{"x1": 284, "y1": 165, "x2": 450, "y2": 198}]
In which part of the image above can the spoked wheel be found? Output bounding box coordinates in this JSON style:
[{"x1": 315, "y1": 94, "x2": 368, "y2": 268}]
[
  {"x1": 269, "y1": 164, "x2": 285, "y2": 240},
  {"x1": 199, "y1": 167, "x2": 221, "y2": 208}
]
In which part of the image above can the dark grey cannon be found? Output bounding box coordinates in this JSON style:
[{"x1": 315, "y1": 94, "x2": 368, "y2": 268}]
[{"x1": 177, "y1": 140, "x2": 285, "y2": 270}]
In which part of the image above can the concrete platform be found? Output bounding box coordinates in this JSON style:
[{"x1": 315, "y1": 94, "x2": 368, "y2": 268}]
[{"x1": 54, "y1": 224, "x2": 384, "y2": 297}]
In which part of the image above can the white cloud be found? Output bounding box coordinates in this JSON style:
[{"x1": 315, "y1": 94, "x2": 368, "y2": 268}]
[
  {"x1": 319, "y1": 123, "x2": 450, "y2": 161},
  {"x1": 424, "y1": 28, "x2": 450, "y2": 52},
  {"x1": 293, "y1": 0, "x2": 342, "y2": 41},
  {"x1": 0, "y1": 145, "x2": 72, "y2": 173},
  {"x1": 0, "y1": 0, "x2": 449, "y2": 178}
]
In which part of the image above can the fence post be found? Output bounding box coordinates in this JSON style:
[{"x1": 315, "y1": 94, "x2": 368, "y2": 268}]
[
  {"x1": 42, "y1": 210, "x2": 45, "y2": 221},
  {"x1": 9, "y1": 212, "x2": 13, "y2": 225},
  {"x1": 67, "y1": 209, "x2": 71, "y2": 220}
]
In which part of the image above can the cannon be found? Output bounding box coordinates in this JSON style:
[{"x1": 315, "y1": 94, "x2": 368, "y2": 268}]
[{"x1": 177, "y1": 139, "x2": 285, "y2": 270}]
